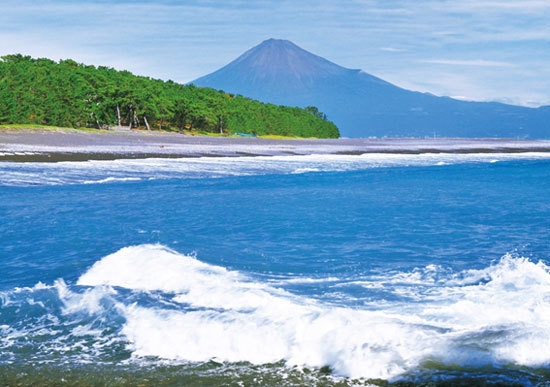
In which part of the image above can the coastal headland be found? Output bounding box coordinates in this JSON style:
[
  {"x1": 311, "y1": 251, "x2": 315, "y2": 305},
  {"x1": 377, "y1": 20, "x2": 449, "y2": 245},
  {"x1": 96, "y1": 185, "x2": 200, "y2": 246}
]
[{"x1": 1, "y1": 129, "x2": 550, "y2": 162}]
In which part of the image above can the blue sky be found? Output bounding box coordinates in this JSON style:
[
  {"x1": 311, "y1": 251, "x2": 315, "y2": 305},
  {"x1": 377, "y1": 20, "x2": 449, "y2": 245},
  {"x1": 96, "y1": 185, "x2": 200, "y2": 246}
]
[{"x1": 1, "y1": 0, "x2": 549, "y2": 106}]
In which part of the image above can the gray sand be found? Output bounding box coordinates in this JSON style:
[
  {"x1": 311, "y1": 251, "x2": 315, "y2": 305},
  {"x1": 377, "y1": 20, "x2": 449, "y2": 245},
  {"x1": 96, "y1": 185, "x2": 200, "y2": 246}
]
[{"x1": 1, "y1": 129, "x2": 550, "y2": 162}]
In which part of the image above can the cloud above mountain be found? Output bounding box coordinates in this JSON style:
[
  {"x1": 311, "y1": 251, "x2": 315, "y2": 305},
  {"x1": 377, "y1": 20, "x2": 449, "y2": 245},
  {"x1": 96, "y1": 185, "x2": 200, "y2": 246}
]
[{"x1": 0, "y1": 0, "x2": 548, "y2": 106}]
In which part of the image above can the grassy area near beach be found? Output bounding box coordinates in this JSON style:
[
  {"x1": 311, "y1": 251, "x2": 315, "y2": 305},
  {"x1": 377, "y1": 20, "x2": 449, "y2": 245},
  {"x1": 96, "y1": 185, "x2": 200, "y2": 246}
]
[{"x1": 0, "y1": 124, "x2": 307, "y2": 140}]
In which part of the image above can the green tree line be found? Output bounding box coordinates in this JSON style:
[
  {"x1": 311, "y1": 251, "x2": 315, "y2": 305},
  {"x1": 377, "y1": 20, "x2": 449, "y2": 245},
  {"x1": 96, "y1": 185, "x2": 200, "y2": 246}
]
[{"x1": 0, "y1": 54, "x2": 339, "y2": 138}]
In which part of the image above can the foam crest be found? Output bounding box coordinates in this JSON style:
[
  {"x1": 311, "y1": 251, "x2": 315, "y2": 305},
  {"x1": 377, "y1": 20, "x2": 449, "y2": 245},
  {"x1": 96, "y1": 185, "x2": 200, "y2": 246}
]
[
  {"x1": 431, "y1": 255, "x2": 550, "y2": 324},
  {"x1": 396, "y1": 255, "x2": 550, "y2": 368},
  {"x1": 77, "y1": 244, "x2": 228, "y2": 293},
  {"x1": 77, "y1": 244, "x2": 292, "y2": 311},
  {"x1": 75, "y1": 246, "x2": 550, "y2": 379}
]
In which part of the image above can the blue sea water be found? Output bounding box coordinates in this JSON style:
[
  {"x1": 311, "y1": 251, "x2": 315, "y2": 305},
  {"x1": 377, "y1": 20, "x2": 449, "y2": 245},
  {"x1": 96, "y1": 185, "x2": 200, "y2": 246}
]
[{"x1": 1, "y1": 152, "x2": 550, "y2": 385}]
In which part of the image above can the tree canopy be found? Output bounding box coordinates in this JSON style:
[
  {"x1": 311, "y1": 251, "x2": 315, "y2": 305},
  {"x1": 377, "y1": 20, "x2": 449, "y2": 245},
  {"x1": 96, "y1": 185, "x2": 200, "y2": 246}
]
[{"x1": 0, "y1": 54, "x2": 339, "y2": 138}]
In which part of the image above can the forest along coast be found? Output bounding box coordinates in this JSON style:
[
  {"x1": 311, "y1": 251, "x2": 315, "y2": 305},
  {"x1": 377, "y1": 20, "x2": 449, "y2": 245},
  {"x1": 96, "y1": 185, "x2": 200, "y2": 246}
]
[{"x1": 0, "y1": 55, "x2": 339, "y2": 138}]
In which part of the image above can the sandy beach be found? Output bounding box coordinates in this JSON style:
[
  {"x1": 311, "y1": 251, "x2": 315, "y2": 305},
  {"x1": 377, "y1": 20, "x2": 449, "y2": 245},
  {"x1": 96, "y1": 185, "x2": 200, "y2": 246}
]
[{"x1": 1, "y1": 129, "x2": 550, "y2": 162}]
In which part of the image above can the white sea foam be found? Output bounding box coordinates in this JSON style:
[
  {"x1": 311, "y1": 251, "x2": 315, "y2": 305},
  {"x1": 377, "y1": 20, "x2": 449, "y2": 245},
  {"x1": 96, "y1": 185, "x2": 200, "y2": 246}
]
[
  {"x1": 292, "y1": 167, "x2": 321, "y2": 174},
  {"x1": 83, "y1": 177, "x2": 142, "y2": 184},
  {"x1": 57, "y1": 278, "x2": 117, "y2": 316},
  {"x1": 0, "y1": 280, "x2": 128, "y2": 364},
  {"x1": 2, "y1": 152, "x2": 550, "y2": 186},
  {"x1": 74, "y1": 245, "x2": 550, "y2": 380}
]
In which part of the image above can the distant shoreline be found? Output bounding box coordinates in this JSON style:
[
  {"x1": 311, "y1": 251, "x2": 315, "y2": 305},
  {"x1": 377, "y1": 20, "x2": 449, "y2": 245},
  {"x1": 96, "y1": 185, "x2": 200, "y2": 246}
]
[{"x1": 1, "y1": 129, "x2": 550, "y2": 162}]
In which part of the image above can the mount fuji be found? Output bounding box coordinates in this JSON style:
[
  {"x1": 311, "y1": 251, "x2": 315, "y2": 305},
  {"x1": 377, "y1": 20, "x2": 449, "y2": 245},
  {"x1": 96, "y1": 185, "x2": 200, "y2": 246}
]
[{"x1": 192, "y1": 39, "x2": 549, "y2": 138}]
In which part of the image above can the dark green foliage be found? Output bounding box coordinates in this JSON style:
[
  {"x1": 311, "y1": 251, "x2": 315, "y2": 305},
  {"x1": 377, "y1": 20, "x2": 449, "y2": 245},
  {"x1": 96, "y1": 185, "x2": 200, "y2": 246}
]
[
  {"x1": 305, "y1": 105, "x2": 328, "y2": 121},
  {"x1": 0, "y1": 55, "x2": 339, "y2": 138}
]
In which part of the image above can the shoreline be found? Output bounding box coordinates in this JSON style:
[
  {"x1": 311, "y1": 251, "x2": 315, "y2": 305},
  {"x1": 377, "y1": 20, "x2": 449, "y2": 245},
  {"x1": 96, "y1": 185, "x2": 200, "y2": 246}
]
[{"x1": 2, "y1": 129, "x2": 550, "y2": 162}]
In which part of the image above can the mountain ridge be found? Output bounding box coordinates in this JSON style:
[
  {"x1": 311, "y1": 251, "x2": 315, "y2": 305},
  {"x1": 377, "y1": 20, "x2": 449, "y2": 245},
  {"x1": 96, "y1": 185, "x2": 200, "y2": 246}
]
[
  {"x1": 195, "y1": 38, "x2": 391, "y2": 96},
  {"x1": 192, "y1": 39, "x2": 549, "y2": 138}
]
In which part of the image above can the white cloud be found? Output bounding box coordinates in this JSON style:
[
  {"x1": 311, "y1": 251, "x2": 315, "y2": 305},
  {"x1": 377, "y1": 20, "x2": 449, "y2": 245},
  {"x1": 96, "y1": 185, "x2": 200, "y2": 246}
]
[
  {"x1": 0, "y1": 0, "x2": 548, "y2": 106},
  {"x1": 420, "y1": 59, "x2": 516, "y2": 68},
  {"x1": 380, "y1": 47, "x2": 408, "y2": 52}
]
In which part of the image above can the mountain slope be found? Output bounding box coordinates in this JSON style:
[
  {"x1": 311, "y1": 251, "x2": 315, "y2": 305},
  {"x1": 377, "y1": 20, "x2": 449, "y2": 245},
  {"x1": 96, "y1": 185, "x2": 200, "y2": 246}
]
[
  {"x1": 195, "y1": 39, "x2": 390, "y2": 94},
  {"x1": 193, "y1": 39, "x2": 550, "y2": 138}
]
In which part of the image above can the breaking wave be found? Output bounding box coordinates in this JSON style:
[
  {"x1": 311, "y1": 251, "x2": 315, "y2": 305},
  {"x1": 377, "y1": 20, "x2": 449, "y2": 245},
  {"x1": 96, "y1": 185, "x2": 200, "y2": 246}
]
[{"x1": 2, "y1": 244, "x2": 549, "y2": 381}]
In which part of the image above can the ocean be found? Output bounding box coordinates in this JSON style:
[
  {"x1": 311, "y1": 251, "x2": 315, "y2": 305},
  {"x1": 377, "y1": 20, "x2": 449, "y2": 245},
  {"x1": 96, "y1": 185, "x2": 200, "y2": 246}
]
[{"x1": 1, "y1": 151, "x2": 550, "y2": 386}]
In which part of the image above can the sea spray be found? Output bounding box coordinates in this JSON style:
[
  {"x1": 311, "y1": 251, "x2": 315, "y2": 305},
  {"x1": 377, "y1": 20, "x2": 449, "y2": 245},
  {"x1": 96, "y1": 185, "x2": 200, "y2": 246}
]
[{"x1": 73, "y1": 245, "x2": 550, "y2": 379}]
